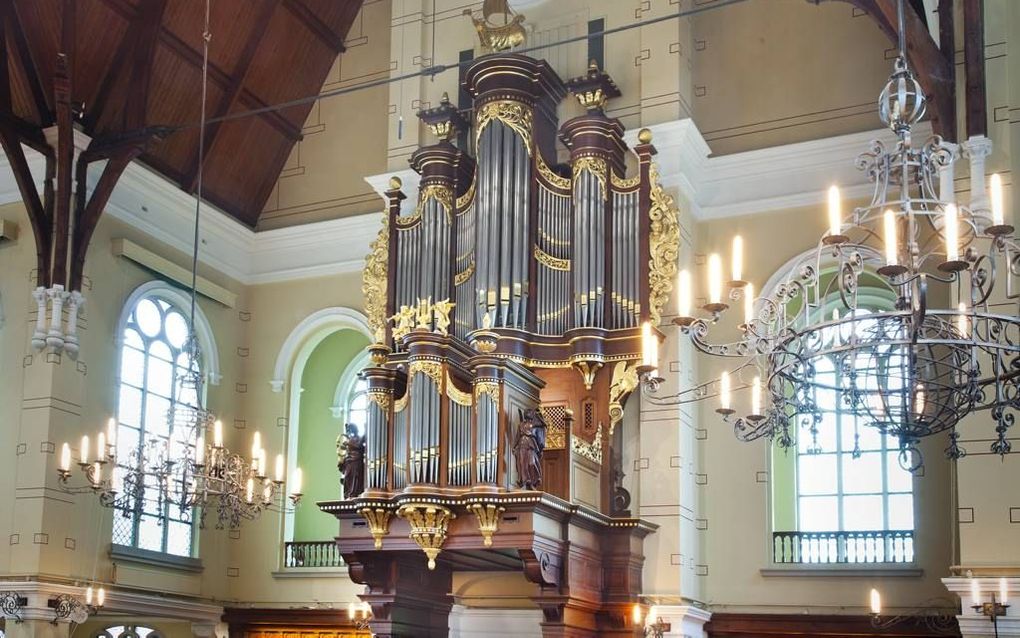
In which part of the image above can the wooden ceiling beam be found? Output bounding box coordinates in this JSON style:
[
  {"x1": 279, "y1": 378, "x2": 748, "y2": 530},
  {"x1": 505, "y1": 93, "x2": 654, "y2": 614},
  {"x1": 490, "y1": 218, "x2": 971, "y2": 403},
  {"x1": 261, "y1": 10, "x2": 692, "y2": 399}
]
[
  {"x1": 962, "y1": 0, "x2": 985, "y2": 138},
  {"x1": 123, "y1": 0, "x2": 167, "y2": 131},
  {"x1": 812, "y1": 0, "x2": 956, "y2": 140},
  {"x1": 7, "y1": 1, "x2": 52, "y2": 124},
  {"x1": 183, "y1": 0, "x2": 282, "y2": 193},
  {"x1": 157, "y1": 28, "x2": 303, "y2": 141},
  {"x1": 283, "y1": 0, "x2": 347, "y2": 52}
]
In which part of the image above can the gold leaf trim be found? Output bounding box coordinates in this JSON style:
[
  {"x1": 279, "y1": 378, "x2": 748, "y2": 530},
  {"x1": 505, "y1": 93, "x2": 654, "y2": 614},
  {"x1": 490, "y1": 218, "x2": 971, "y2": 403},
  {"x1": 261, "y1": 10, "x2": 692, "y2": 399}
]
[
  {"x1": 476, "y1": 100, "x2": 533, "y2": 156},
  {"x1": 416, "y1": 183, "x2": 454, "y2": 222},
  {"x1": 362, "y1": 215, "x2": 389, "y2": 341},
  {"x1": 457, "y1": 176, "x2": 476, "y2": 209},
  {"x1": 533, "y1": 245, "x2": 570, "y2": 271},
  {"x1": 394, "y1": 392, "x2": 409, "y2": 413},
  {"x1": 572, "y1": 422, "x2": 603, "y2": 464},
  {"x1": 368, "y1": 391, "x2": 392, "y2": 413},
  {"x1": 648, "y1": 162, "x2": 681, "y2": 326},
  {"x1": 446, "y1": 372, "x2": 473, "y2": 406},
  {"x1": 538, "y1": 228, "x2": 570, "y2": 247},
  {"x1": 408, "y1": 360, "x2": 444, "y2": 387},
  {"x1": 454, "y1": 259, "x2": 475, "y2": 286},
  {"x1": 608, "y1": 361, "x2": 639, "y2": 430},
  {"x1": 573, "y1": 156, "x2": 608, "y2": 201},
  {"x1": 396, "y1": 503, "x2": 455, "y2": 570},
  {"x1": 474, "y1": 381, "x2": 501, "y2": 405},
  {"x1": 536, "y1": 152, "x2": 569, "y2": 189},
  {"x1": 611, "y1": 171, "x2": 641, "y2": 190}
]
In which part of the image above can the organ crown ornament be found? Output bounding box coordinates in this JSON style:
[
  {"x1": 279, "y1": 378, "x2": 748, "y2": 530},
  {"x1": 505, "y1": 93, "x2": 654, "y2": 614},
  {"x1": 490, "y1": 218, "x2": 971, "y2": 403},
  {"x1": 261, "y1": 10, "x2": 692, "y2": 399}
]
[{"x1": 463, "y1": 0, "x2": 527, "y2": 52}]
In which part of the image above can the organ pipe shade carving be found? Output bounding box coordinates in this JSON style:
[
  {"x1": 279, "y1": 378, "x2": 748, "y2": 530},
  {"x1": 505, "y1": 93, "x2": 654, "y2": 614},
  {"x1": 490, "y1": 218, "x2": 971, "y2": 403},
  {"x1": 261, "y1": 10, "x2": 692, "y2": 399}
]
[
  {"x1": 475, "y1": 100, "x2": 533, "y2": 155},
  {"x1": 647, "y1": 163, "x2": 681, "y2": 326},
  {"x1": 363, "y1": 212, "x2": 390, "y2": 341}
]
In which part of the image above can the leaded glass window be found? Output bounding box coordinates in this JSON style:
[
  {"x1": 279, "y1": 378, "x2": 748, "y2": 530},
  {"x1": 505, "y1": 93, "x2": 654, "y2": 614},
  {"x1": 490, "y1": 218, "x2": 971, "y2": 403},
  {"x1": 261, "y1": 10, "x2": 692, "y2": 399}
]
[
  {"x1": 346, "y1": 377, "x2": 370, "y2": 435},
  {"x1": 112, "y1": 294, "x2": 199, "y2": 557}
]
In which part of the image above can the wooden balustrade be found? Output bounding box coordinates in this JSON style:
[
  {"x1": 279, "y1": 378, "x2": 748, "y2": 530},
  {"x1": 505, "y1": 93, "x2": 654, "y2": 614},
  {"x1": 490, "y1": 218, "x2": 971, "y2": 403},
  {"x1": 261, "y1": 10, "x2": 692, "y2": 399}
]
[{"x1": 284, "y1": 541, "x2": 344, "y2": 568}]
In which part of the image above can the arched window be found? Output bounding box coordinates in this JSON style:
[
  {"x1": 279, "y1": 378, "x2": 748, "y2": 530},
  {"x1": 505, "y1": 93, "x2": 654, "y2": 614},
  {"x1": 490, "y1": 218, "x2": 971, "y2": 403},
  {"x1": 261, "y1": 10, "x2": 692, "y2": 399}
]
[
  {"x1": 94, "y1": 626, "x2": 163, "y2": 638},
  {"x1": 112, "y1": 286, "x2": 210, "y2": 557},
  {"x1": 771, "y1": 267, "x2": 914, "y2": 564},
  {"x1": 332, "y1": 349, "x2": 372, "y2": 436}
]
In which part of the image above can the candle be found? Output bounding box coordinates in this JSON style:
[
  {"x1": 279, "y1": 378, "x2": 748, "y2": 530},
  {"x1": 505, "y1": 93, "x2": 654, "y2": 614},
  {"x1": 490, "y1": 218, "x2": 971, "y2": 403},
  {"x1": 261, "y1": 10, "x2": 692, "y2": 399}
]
[
  {"x1": 991, "y1": 173, "x2": 1004, "y2": 226},
  {"x1": 641, "y1": 322, "x2": 657, "y2": 370},
  {"x1": 195, "y1": 436, "x2": 205, "y2": 466},
  {"x1": 971, "y1": 578, "x2": 981, "y2": 608},
  {"x1": 708, "y1": 253, "x2": 723, "y2": 304},
  {"x1": 263, "y1": 479, "x2": 273, "y2": 504},
  {"x1": 915, "y1": 385, "x2": 926, "y2": 417},
  {"x1": 245, "y1": 477, "x2": 254, "y2": 503},
  {"x1": 720, "y1": 371, "x2": 731, "y2": 411},
  {"x1": 828, "y1": 185, "x2": 841, "y2": 237},
  {"x1": 647, "y1": 606, "x2": 658, "y2": 625},
  {"x1": 92, "y1": 462, "x2": 102, "y2": 486},
  {"x1": 275, "y1": 454, "x2": 285, "y2": 482},
  {"x1": 251, "y1": 431, "x2": 262, "y2": 459},
  {"x1": 678, "y1": 269, "x2": 692, "y2": 317},
  {"x1": 97, "y1": 587, "x2": 105, "y2": 607},
  {"x1": 349, "y1": 602, "x2": 356, "y2": 620},
  {"x1": 732, "y1": 235, "x2": 743, "y2": 282},
  {"x1": 744, "y1": 283, "x2": 755, "y2": 326},
  {"x1": 883, "y1": 210, "x2": 898, "y2": 266},
  {"x1": 292, "y1": 467, "x2": 303, "y2": 495},
  {"x1": 60, "y1": 443, "x2": 71, "y2": 472},
  {"x1": 85, "y1": 586, "x2": 93, "y2": 606},
  {"x1": 870, "y1": 588, "x2": 881, "y2": 615},
  {"x1": 362, "y1": 602, "x2": 370, "y2": 618},
  {"x1": 106, "y1": 418, "x2": 117, "y2": 450},
  {"x1": 214, "y1": 419, "x2": 223, "y2": 448},
  {"x1": 97, "y1": 432, "x2": 106, "y2": 461},
  {"x1": 632, "y1": 604, "x2": 643, "y2": 625},
  {"x1": 752, "y1": 376, "x2": 762, "y2": 415},
  {"x1": 258, "y1": 448, "x2": 267, "y2": 478},
  {"x1": 945, "y1": 203, "x2": 960, "y2": 262},
  {"x1": 81, "y1": 435, "x2": 90, "y2": 464},
  {"x1": 1000, "y1": 577, "x2": 1008, "y2": 604},
  {"x1": 957, "y1": 302, "x2": 968, "y2": 337}
]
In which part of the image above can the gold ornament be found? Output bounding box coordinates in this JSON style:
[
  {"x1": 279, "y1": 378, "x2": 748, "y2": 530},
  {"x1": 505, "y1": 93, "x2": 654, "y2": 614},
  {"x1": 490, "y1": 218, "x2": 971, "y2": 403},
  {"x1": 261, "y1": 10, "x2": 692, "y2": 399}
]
[
  {"x1": 408, "y1": 360, "x2": 444, "y2": 387},
  {"x1": 416, "y1": 297, "x2": 433, "y2": 331},
  {"x1": 463, "y1": 2, "x2": 526, "y2": 52},
  {"x1": 608, "y1": 361, "x2": 640, "y2": 430},
  {"x1": 573, "y1": 360, "x2": 603, "y2": 391},
  {"x1": 367, "y1": 391, "x2": 392, "y2": 413},
  {"x1": 457, "y1": 176, "x2": 476, "y2": 209},
  {"x1": 611, "y1": 171, "x2": 641, "y2": 190},
  {"x1": 446, "y1": 373, "x2": 473, "y2": 406},
  {"x1": 389, "y1": 305, "x2": 416, "y2": 343},
  {"x1": 416, "y1": 184, "x2": 454, "y2": 222},
  {"x1": 359, "y1": 507, "x2": 393, "y2": 550},
  {"x1": 637, "y1": 128, "x2": 653, "y2": 144},
  {"x1": 572, "y1": 156, "x2": 608, "y2": 201},
  {"x1": 466, "y1": 502, "x2": 505, "y2": 547},
  {"x1": 396, "y1": 502, "x2": 455, "y2": 570},
  {"x1": 454, "y1": 259, "x2": 475, "y2": 286},
  {"x1": 648, "y1": 162, "x2": 681, "y2": 326},
  {"x1": 572, "y1": 422, "x2": 603, "y2": 464},
  {"x1": 388, "y1": 175, "x2": 403, "y2": 190},
  {"x1": 536, "y1": 152, "x2": 570, "y2": 189},
  {"x1": 474, "y1": 381, "x2": 501, "y2": 404},
  {"x1": 533, "y1": 245, "x2": 570, "y2": 271},
  {"x1": 432, "y1": 298, "x2": 455, "y2": 336},
  {"x1": 476, "y1": 100, "x2": 533, "y2": 156},
  {"x1": 363, "y1": 214, "x2": 389, "y2": 341}
]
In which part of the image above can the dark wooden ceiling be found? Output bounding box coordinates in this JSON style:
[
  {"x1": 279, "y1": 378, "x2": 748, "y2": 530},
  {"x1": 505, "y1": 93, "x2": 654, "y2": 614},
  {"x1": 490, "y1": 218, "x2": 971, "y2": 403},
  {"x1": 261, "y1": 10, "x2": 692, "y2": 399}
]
[{"x1": 3, "y1": 0, "x2": 364, "y2": 228}]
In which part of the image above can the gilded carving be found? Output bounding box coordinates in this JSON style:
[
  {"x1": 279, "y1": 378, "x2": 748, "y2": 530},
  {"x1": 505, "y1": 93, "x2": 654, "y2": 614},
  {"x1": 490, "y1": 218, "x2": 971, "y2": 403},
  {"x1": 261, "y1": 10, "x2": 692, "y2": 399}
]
[
  {"x1": 476, "y1": 100, "x2": 533, "y2": 156},
  {"x1": 367, "y1": 391, "x2": 392, "y2": 413},
  {"x1": 608, "y1": 361, "x2": 640, "y2": 431},
  {"x1": 446, "y1": 373, "x2": 473, "y2": 406},
  {"x1": 457, "y1": 177, "x2": 476, "y2": 209},
  {"x1": 359, "y1": 507, "x2": 392, "y2": 550},
  {"x1": 573, "y1": 360, "x2": 602, "y2": 391},
  {"x1": 611, "y1": 171, "x2": 641, "y2": 190},
  {"x1": 572, "y1": 422, "x2": 603, "y2": 464},
  {"x1": 474, "y1": 381, "x2": 501, "y2": 405},
  {"x1": 533, "y1": 245, "x2": 570, "y2": 271},
  {"x1": 536, "y1": 152, "x2": 570, "y2": 189},
  {"x1": 362, "y1": 215, "x2": 389, "y2": 341},
  {"x1": 454, "y1": 259, "x2": 475, "y2": 286},
  {"x1": 409, "y1": 360, "x2": 444, "y2": 387},
  {"x1": 394, "y1": 392, "x2": 409, "y2": 413},
  {"x1": 416, "y1": 184, "x2": 454, "y2": 222},
  {"x1": 574, "y1": 88, "x2": 607, "y2": 111},
  {"x1": 463, "y1": 1, "x2": 526, "y2": 52},
  {"x1": 396, "y1": 502, "x2": 455, "y2": 570},
  {"x1": 648, "y1": 162, "x2": 681, "y2": 326},
  {"x1": 389, "y1": 305, "x2": 416, "y2": 342},
  {"x1": 573, "y1": 156, "x2": 608, "y2": 201},
  {"x1": 432, "y1": 298, "x2": 455, "y2": 336},
  {"x1": 415, "y1": 297, "x2": 433, "y2": 330},
  {"x1": 466, "y1": 502, "x2": 505, "y2": 547}
]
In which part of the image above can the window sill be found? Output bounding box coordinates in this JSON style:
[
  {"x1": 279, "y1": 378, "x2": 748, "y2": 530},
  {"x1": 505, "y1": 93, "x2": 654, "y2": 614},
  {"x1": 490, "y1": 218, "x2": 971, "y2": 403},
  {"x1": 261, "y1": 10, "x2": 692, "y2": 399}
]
[
  {"x1": 272, "y1": 566, "x2": 349, "y2": 579},
  {"x1": 110, "y1": 544, "x2": 203, "y2": 573},
  {"x1": 761, "y1": 564, "x2": 923, "y2": 578}
]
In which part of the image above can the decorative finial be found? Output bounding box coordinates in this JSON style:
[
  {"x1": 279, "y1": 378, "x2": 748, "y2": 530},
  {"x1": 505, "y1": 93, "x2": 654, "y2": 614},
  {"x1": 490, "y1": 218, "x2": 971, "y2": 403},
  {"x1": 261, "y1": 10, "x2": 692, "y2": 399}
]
[
  {"x1": 638, "y1": 128, "x2": 653, "y2": 144},
  {"x1": 388, "y1": 176, "x2": 402, "y2": 190},
  {"x1": 588, "y1": 59, "x2": 599, "y2": 72},
  {"x1": 440, "y1": 92, "x2": 450, "y2": 104}
]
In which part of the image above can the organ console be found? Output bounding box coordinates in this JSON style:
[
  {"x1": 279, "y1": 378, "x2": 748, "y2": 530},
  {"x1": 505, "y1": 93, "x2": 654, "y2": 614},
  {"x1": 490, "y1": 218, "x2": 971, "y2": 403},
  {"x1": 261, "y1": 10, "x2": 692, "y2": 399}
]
[{"x1": 322, "y1": 53, "x2": 679, "y2": 638}]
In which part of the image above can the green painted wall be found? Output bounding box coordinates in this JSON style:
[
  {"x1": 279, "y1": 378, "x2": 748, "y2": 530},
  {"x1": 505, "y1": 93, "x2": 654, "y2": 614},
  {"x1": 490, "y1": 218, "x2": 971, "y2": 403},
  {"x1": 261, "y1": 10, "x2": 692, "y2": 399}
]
[
  {"x1": 294, "y1": 329, "x2": 369, "y2": 541},
  {"x1": 771, "y1": 442, "x2": 797, "y2": 531}
]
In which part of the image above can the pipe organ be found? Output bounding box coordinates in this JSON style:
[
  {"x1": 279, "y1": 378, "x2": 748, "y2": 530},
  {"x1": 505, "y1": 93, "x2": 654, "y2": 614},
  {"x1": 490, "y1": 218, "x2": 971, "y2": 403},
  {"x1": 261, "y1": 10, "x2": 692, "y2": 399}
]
[{"x1": 329, "y1": 56, "x2": 676, "y2": 634}]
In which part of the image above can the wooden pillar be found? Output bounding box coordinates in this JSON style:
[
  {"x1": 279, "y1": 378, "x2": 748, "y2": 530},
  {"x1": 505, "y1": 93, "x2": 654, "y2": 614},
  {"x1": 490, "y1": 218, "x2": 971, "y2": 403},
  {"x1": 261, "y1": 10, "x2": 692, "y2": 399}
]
[{"x1": 344, "y1": 552, "x2": 453, "y2": 638}]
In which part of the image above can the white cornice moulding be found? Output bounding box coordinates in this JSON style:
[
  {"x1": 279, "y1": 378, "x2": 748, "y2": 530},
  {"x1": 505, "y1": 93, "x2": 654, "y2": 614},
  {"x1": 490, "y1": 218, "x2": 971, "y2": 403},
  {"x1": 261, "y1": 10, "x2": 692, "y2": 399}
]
[{"x1": 0, "y1": 121, "x2": 933, "y2": 286}]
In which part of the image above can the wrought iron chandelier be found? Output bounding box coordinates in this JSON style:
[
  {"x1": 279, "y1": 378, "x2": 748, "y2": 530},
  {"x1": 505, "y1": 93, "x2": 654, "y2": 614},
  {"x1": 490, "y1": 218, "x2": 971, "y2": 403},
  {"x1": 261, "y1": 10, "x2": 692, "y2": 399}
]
[
  {"x1": 56, "y1": 0, "x2": 302, "y2": 528},
  {"x1": 639, "y1": 0, "x2": 1018, "y2": 471}
]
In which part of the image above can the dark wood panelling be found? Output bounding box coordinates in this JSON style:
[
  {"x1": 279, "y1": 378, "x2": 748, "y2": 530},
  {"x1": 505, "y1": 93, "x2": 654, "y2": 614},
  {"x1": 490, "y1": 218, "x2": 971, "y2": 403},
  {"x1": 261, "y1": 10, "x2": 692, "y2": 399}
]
[{"x1": 705, "y1": 613, "x2": 960, "y2": 638}]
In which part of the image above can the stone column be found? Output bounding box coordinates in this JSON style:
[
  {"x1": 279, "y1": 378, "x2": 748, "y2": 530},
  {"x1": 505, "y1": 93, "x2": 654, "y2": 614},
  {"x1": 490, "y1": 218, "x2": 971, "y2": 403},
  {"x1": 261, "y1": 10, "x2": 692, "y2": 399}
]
[{"x1": 963, "y1": 135, "x2": 994, "y2": 220}]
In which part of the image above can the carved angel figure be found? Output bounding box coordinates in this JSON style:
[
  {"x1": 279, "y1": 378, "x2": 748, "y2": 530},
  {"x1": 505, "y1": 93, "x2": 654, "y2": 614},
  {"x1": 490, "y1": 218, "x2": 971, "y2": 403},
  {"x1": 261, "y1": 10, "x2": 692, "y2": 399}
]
[
  {"x1": 513, "y1": 407, "x2": 547, "y2": 490},
  {"x1": 432, "y1": 298, "x2": 455, "y2": 335}
]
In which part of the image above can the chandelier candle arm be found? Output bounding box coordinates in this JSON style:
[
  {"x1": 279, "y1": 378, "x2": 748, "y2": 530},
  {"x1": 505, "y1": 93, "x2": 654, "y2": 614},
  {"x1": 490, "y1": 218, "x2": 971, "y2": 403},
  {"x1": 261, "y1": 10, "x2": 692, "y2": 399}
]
[
  {"x1": 80, "y1": 434, "x2": 89, "y2": 465},
  {"x1": 988, "y1": 173, "x2": 1014, "y2": 236},
  {"x1": 706, "y1": 253, "x2": 728, "y2": 312},
  {"x1": 675, "y1": 269, "x2": 694, "y2": 325},
  {"x1": 940, "y1": 204, "x2": 968, "y2": 272}
]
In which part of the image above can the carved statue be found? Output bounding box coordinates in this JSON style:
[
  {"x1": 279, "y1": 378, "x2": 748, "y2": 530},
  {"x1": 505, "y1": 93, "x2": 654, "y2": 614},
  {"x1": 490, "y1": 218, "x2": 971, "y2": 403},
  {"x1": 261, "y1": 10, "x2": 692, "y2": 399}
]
[
  {"x1": 463, "y1": 0, "x2": 526, "y2": 52},
  {"x1": 389, "y1": 305, "x2": 416, "y2": 342},
  {"x1": 337, "y1": 423, "x2": 366, "y2": 499},
  {"x1": 513, "y1": 407, "x2": 547, "y2": 490},
  {"x1": 431, "y1": 298, "x2": 455, "y2": 335},
  {"x1": 415, "y1": 296, "x2": 433, "y2": 331}
]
